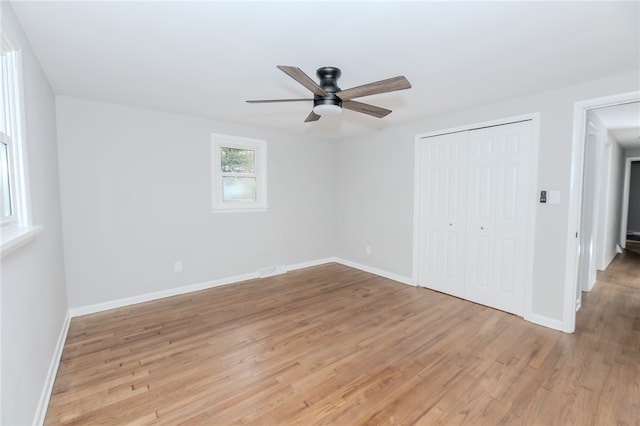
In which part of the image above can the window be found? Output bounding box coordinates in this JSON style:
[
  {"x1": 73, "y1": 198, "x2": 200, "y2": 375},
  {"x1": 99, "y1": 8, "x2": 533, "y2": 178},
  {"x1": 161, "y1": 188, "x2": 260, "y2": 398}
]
[
  {"x1": 211, "y1": 133, "x2": 267, "y2": 212},
  {"x1": 0, "y1": 131, "x2": 14, "y2": 222},
  {"x1": 1, "y1": 45, "x2": 20, "y2": 225},
  {"x1": 1, "y1": 33, "x2": 37, "y2": 255}
]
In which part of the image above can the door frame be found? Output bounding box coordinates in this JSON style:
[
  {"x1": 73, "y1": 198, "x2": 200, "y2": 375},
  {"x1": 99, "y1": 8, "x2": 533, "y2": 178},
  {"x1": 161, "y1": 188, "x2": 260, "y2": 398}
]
[
  {"x1": 564, "y1": 91, "x2": 640, "y2": 333},
  {"x1": 413, "y1": 112, "x2": 540, "y2": 320},
  {"x1": 578, "y1": 120, "x2": 601, "y2": 297},
  {"x1": 621, "y1": 156, "x2": 640, "y2": 249}
]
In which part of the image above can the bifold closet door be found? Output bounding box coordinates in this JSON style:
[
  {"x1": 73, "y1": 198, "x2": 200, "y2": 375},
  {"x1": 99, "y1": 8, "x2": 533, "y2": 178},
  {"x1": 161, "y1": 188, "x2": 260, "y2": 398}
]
[
  {"x1": 465, "y1": 121, "x2": 532, "y2": 315},
  {"x1": 419, "y1": 120, "x2": 533, "y2": 316},
  {"x1": 418, "y1": 131, "x2": 468, "y2": 298}
]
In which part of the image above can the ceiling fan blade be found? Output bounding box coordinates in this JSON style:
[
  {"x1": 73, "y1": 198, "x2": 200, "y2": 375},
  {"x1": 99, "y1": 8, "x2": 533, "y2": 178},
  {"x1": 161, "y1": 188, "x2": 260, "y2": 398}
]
[
  {"x1": 342, "y1": 100, "x2": 392, "y2": 118},
  {"x1": 305, "y1": 111, "x2": 321, "y2": 122},
  {"x1": 277, "y1": 66, "x2": 328, "y2": 97},
  {"x1": 246, "y1": 99, "x2": 313, "y2": 103},
  {"x1": 336, "y1": 76, "x2": 411, "y2": 101}
]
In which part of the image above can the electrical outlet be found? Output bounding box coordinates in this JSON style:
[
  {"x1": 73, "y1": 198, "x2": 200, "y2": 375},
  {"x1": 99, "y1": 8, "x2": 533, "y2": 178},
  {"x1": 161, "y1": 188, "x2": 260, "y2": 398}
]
[
  {"x1": 174, "y1": 261, "x2": 182, "y2": 272},
  {"x1": 365, "y1": 245, "x2": 372, "y2": 255}
]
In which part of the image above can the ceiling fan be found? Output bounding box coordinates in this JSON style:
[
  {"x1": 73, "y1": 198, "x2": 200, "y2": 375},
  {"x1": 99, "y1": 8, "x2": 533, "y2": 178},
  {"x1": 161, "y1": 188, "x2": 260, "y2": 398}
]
[{"x1": 246, "y1": 66, "x2": 411, "y2": 122}]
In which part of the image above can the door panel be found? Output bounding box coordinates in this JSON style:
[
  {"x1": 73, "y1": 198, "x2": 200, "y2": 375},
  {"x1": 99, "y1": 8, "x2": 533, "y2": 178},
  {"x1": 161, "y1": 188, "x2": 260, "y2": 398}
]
[
  {"x1": 498, "y1": 238, "x2": 516, "y2": 293},
  {"x1": 474, "y1": 235, "x2": 490, "y2": 287},
  {"x1": 465, "y1": 121, "x2": 532, "y2": 315},
  {"x1": 419, "y1": 131, "x2": 468, "y2": 298}
]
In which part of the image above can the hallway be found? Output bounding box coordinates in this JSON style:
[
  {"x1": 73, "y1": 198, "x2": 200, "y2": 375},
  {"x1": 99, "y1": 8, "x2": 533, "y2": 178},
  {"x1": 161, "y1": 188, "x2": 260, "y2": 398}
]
[{"x1": 572, "y1": 249, "x2": 640, "y2": 424}]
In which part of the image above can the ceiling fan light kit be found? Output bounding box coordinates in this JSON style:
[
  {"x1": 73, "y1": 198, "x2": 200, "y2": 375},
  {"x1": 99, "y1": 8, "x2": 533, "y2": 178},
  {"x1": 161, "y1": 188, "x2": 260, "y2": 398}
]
[
  {"x1": 247, "y1": 65, "x2": 411, "y2": 122},
  {"x1": 313, "y1": 104, "x2": 342, "y2": 116}
]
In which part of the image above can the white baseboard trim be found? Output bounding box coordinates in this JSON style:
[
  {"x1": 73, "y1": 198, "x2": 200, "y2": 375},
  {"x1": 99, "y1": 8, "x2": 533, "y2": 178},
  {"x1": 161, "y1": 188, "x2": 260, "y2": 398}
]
[
  {"x1": 33, "y1": 311, "x2": 71, "y2": 426},
  {"x1": 525, "y1": 312, "x2": 565, "y2": 332},
  {"x1": 68, "y1": 258, "x2": 338, "y2": 318},
  {"x1": 333, "y1": 257, "x2": 415, "y2": 286},
  {"x1": 68, "y1": 271, "x2": 261, "y2": 318},
  {"x1": 68, "y1": 257, "x2": 413, "y2": 318},
  {"x1": 602, "y1": 251, "x2": 616, "y2": 271},
  {"x1": 287, "y1": 257, "x2": 335, "y2": 271}
]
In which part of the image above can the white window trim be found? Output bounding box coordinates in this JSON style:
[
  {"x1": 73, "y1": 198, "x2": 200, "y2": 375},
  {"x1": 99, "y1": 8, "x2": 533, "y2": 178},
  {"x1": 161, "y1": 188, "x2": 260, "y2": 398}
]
[
  {"x1": 0, "y1": 131, "x2": 17, "y2": 226},
  {"x1": 0, "y1": 32, "x2": 37, "y2": 257},
  {"x1": 211, "y1": 133, "x2": 267, "y2": 213}
]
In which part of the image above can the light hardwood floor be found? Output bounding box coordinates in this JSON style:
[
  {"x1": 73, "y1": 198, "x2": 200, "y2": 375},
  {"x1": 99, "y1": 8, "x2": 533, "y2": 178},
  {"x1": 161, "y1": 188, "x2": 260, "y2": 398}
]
[{"x1": 46, "y1": 255, "x2": 640, "y2": 425}]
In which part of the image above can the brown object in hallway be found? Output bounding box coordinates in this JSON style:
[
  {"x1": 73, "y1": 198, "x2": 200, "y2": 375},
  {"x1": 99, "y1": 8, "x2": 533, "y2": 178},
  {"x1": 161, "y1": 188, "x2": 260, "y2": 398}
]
[
  {"x1": 626, "y1": 238, "x2": 640, "y2": 256},
  {"x1": 45, "y1": 258, "x2": 639, "y2": 425}
]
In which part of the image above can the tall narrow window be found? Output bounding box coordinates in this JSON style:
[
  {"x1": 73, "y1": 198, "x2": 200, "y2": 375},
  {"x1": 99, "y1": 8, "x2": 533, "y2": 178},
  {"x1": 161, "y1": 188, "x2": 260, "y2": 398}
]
[
  {"x1": 0, "y1": 132, "x2": 14, "y2": 221},
  {"x1": 1, "y1": 33, "x2": 36, "y2": 255},
  {"x1": 0, "y1": 39, "x2": 27, "y2": 227},
  {"x1": 211, "y1": 134, "x2": 267, "y2": 212}
]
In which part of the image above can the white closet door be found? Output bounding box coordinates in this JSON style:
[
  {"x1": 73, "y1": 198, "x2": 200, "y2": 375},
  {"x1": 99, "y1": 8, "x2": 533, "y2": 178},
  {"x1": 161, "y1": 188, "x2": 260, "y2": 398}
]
[
  {"x1": 465, "y1": 121, "x2": 532, "y2": 315},
  {"x1": 418, "y1": 131, "x2": 468, "y2": 298}
]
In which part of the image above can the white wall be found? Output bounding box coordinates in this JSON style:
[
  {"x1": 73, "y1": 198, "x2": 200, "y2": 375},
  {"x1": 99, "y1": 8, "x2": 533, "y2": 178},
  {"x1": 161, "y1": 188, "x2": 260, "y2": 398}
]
[
  {"x1": 56, "y1": 97, "x2": 336, "y2": 309},
  {"x1": 626, "y1": 147, "x2": 640, "y2": 157},
  {"x1": 335, "y1": 71, "x2": 639, "y2": 323},
  {"x1": 0, "y1": 3, "x2": 68, "y2": 425},
  {"x1": 628, "y1": 161, "x2": 640, "y2": 233}
]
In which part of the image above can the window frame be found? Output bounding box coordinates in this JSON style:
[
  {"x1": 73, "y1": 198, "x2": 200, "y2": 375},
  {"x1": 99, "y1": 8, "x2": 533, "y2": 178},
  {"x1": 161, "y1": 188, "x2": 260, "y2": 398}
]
[
  {"x1": 0, "y1": 130, "x2": 16, "y2": 225},
  {"x1": 0, "y1": 31, "x2": 39, "y2": 257},
  {"x1": 211, "y1": 133, "x2": 267, "y2": 213}
]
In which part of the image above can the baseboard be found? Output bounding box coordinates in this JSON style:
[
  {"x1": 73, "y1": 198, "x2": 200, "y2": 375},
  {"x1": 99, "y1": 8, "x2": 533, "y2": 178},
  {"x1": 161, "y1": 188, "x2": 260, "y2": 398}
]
[
  {"x1": 287, "y1": 257, "x2": 335, "y2": 271},
  {"x1": 525, "y1": 312, "x2": 565, "y2": 332},
  {"x1": 68, "y1": 257, "x2": 411, "y2": 318},
  {"x1": 69, "y1": 258, "x2": 337, "y2": 318},
  {"x1": 33, "y1": 311, "x2": 71, "y2": 426},
  {"x1": 603, "y1": 251, "x2": 617, "y2": 270},
  {"x1": 68, "y1": 271, "x2": 262, "y2": 317},
  {"x1": 333, "y1": 257, "x2": 415, "y2": 286}
]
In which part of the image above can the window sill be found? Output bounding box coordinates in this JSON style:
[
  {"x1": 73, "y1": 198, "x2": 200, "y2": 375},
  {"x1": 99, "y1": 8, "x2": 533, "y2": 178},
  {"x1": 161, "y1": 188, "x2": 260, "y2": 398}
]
[
  {"x1": 211, "y1": 207, "x2": 268, "y2": 214},
  {"x1": 1, "y1": 225, "x2": 43, "y2": 258}
]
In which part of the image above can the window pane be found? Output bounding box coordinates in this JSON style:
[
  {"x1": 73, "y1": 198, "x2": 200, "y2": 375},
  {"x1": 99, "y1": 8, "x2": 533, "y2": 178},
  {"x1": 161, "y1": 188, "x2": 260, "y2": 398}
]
[
  {"x1": 222, "y1": 177, "x2": 256, "y2": 202},
  {"x1": 221, "y1": 147, "x2": 255, "y2": 173},
  {"x1": 1, "y1": 52, "x2": 11, "y2": 135},
  {"x1": 0, "y1": 141, "x2": 12, "y2": 217}
]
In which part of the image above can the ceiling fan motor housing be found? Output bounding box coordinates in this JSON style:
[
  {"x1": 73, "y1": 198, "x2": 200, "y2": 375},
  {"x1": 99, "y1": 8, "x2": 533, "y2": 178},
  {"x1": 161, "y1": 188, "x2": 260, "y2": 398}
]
[{"x1": 314, "y1": 66, "x2": 342, "y2": 108}]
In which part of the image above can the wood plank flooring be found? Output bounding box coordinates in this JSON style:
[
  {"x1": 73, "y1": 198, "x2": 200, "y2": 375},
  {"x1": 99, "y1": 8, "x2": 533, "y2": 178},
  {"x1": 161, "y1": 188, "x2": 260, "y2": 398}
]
[{"x1": 45, "y1": 256, "x2": 640, "y2": 425}]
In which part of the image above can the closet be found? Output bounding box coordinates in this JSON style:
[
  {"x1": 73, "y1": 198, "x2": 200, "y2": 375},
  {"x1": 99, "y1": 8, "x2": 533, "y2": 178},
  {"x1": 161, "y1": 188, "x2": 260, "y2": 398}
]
[{"x1": 417, "y1": 120, "x2": 534, "y2": 316}]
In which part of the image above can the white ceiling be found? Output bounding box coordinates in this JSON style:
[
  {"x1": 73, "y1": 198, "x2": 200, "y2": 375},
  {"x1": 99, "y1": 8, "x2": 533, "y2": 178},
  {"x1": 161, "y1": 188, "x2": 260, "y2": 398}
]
[
  {"x1": 11, "y1": 1, "x2": 640, "y2": 139},
  {"x1": 591, "y1": 102, "x2": 640, "y2": 151}
]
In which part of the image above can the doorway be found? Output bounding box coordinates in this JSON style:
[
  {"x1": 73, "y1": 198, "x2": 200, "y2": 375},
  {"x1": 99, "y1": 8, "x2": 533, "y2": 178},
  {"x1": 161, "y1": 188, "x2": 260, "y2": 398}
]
[
  {"x1": 566, "y1": 93, "x2": 640, "y2": 332},
  {"x1": 622, "y1": 157, "x2": 640, "y2": 254}
]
